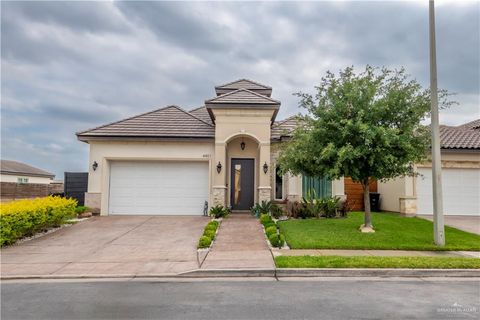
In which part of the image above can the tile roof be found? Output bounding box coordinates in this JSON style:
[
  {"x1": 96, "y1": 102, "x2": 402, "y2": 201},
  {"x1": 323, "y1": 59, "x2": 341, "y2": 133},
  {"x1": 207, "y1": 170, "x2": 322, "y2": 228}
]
[
  {"x1": 215, "y1": 79, "x2": 271, "y2": 90},
  {"x1": 271, "y1": 116, "x2": 299, "y2": 141},
  {"x1": 1, "y1": 160, "x2": 54, "y2": 178},
  {"x1": 189, "y1": 106, "x2": 213, "y2": 125},
  {"x1": 77, "y1": 106, "x2": 215, "y2": 140},
  {"x1": 205, "y1": 88, "x2": 280, "y2": 105},
  {"x1": 456, "y1": 119, "x2": 480, "y2": 131},
  {"x1": 439, "y1": 124, "x2": 480, "y2": 150}
]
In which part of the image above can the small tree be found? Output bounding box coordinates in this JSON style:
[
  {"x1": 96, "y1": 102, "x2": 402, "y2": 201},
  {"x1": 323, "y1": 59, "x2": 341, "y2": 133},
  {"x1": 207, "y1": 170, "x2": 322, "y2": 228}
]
[{"x1": 278, "y1": 66, "x2": 452, "y2": 232}]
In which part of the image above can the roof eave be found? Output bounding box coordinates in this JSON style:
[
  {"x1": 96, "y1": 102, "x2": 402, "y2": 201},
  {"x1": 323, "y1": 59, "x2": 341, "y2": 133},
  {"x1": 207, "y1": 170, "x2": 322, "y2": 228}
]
[
  {"x1": 76, "y1": 135, "x2": 215, "y2": 143},
  {"x1": 0, "y1": 171, "x2": 55, "y2": 178}
]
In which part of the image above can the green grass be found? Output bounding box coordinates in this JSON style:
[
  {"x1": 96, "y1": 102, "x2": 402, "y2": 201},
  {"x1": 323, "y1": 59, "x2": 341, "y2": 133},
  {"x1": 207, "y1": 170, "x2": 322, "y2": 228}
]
[
  {"x1": 277, "y1": 212, "x2": 480, "y2": 251},
  {"x1": 275, "y1": 255, "x2": 480, "y2": 269}
]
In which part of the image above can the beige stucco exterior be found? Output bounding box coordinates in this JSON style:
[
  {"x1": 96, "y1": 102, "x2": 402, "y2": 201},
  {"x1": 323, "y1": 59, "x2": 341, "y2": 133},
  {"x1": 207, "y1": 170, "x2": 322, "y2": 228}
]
[
  {"x1": 85, "y1": 140, "x2": 215, "y2": 215},
  {"x1": 378, "y1": 151, "x2": 480, "y2": 214},
  {"x1": 0, "y1": 174, "x2": 53, "y2": 184},
  {"x1": 83, "y1": 107, "x2": 339, "y2": 215}
]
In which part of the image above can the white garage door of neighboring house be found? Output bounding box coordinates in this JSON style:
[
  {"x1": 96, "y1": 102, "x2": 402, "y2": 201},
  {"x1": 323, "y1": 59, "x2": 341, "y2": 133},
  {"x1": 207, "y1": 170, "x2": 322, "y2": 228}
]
[
  {"x1": 109, "y1": 161, "x2": 209, "y2": 215},
  {"x1": 417, "y1": 168, "x2": 480, "y2": 216}
]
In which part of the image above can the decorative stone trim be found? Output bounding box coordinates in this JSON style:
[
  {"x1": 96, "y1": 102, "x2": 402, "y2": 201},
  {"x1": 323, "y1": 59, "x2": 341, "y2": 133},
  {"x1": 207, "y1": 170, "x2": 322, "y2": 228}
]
[
  {"x1": 212, "y1": 186, "x2": 227, "y2": 207},
  {"x1": 399, "y1": 196, "x2": 417, "y2": 217},
  {"x1": 258, "y1": 186, "x2": 272, "y2": 202},
  {"x1": 84, "y1": 192, "x2": 101, "y2": 214},
  {"x1": 417, "y1": 161, "x2": 480, "y2": 169}
]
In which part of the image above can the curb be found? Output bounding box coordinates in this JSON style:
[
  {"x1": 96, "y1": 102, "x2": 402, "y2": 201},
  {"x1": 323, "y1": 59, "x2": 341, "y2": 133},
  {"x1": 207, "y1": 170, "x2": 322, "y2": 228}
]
[
  {"x1": 179, "y1": 269, "x2": 276, "y2": 278},
  {"x1": 275, "y1": 268, "x2": 480, "y2": 278},
  {"x1": 2, "y1": 268, "x2": 479, "y2": 280}
]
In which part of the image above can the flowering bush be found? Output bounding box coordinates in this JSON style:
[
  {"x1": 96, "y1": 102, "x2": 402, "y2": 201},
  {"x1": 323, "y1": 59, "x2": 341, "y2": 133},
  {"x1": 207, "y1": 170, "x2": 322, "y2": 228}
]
[{"x1": 0, "y1": 196, "x2": 77, "y2": 246}]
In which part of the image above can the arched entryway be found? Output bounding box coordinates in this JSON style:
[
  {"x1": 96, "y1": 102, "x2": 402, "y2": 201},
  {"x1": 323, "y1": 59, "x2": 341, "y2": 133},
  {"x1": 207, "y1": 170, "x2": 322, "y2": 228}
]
[{"x1": 226, "y1": 135, "x2": 259, "y2": 211}]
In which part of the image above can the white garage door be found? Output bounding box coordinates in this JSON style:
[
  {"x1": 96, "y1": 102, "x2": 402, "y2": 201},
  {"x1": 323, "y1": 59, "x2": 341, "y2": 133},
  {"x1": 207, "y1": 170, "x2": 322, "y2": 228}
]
[
  {"x1": 109, "y1": 161, "x2": 209, "y2": 215},
  {"x1": 417, "y1": 168, "x2": 480, "y2": 216}
]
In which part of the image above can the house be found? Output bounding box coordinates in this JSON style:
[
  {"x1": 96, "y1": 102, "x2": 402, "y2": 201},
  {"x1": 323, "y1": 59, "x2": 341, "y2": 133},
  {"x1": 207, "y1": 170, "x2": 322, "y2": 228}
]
[
  {"x1": 0, "y1": 160, "x2": 61, "y2": 202},
  {"x1": 77, "y1": 79, "x2": 480, "y2": 217},
  {"x1": 0, "y1": 160, "x2": 55, "y2": 184},
  {"x1": 379, "y1": 120, "x2": 480, "y2": 216},
  {"x1": 77, "y1": 79, "x2": 345, "y2": 215}
]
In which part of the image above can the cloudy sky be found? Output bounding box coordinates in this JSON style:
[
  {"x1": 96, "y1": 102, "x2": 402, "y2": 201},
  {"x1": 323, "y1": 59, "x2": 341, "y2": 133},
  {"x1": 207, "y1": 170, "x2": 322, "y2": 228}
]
[{"x1": 1, "y1": 1, "x2": 479, "y2": 179}]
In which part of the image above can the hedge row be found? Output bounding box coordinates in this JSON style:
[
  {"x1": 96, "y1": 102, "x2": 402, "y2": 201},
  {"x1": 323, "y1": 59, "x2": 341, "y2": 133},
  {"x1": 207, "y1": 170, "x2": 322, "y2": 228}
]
[
  {"x1": 0, "y1": 196, "x2": 77, "y2": 246},
  {"x1": 260, "y1": 214, "x2": 285, "y2": 248},
  {"x1": 198, "y1": 220, "x2": 220, "y2": 249}
]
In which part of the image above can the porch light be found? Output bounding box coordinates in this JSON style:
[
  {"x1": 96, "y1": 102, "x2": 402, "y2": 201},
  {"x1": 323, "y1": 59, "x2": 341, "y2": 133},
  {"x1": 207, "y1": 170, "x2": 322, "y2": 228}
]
[
  {"x1": 216, "y1": 161, "x2": 222, "y2": 174},
  {"x1": 92, "y1": 161, "x2": 98, "y2": 171},
  {"x1": 240, "y1": 140, "x2": 245, "y2": 150},
  {"x1": 263, "y1": 162, "x2": 268, "y2": 174}
]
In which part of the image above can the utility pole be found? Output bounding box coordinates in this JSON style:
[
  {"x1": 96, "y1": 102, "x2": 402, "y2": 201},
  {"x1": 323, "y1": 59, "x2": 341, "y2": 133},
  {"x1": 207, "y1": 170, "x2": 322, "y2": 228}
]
[{"x1": 429, "y1": 0, "x2": 445, "y2": 246}]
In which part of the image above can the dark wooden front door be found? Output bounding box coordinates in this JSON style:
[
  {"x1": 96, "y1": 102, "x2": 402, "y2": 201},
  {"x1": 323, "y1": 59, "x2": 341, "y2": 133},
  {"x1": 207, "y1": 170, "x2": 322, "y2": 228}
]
[{"x1": 230, "y1": 158, "x2": 255, "y2": 210}]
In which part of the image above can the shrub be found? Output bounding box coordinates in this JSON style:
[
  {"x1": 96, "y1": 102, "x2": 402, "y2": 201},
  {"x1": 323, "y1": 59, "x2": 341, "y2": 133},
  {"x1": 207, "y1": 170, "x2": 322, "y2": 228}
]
[
  {"x1": 207, "y1": 220, "x2": 219, "y2": 228},
  {"x1": 265, "y1": 226, "x2": 277, "y2": 237},
  {"x1": 203, "y1": 229, "x2": 216, "y2": 239},
  {"x1": 268, "y1": 233, "x2": 285, "y2": 248},
  {"x1": 197, "y1": 236, "x2": 212, "y2": 249},
  {"x1": 251, "y1": 201, "x2": 272, "y2": 217},
  {"x1": 204, "y1": 225, "x2": 217, "y2": 232},
  {"x1": 260, "y1": 214, "x2": 272, "y2": 224},
  {"x1": 263, "y1": 222, "x2": 276, "y2": 230},
  {"x1": 0, "y1": 196, "x2": 77, "y2": 246},
  {"x1": 74, "y1": 206, "x2": 88, "y2": 214},
  {"x1": 270, "y1": 204, "x2": 284, "y2": 219},
  {"x1": 287, "y1": 201, "x2": 304, "y2": 219},
  {"x1": 209, "y1": 205, "x2": 229, "y2": 219}
]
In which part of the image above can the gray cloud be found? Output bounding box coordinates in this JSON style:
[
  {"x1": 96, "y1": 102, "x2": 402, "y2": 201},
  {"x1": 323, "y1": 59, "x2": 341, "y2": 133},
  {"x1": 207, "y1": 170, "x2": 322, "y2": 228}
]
[{"x1": 1, "y1": 1, "x2": 478, "y2": 179}]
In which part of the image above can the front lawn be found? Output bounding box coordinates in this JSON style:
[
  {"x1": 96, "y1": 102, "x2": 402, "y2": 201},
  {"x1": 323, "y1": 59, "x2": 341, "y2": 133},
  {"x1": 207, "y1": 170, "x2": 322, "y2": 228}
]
[
  {"x1": 277, "y1": 212, "x2": 480, "y2": 251},
  {"x1": 275, "y1": 255, "x2": 480, "y2": 269}
]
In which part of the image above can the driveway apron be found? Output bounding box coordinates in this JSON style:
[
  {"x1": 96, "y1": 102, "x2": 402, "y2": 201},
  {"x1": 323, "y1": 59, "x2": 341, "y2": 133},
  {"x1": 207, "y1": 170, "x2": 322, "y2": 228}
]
[
  {"x1": 1, "y1": 216, "x2": 208, "y2": 278},
  {"x1": 201, "y1": 214, "x2": 275, "y2": 269}
]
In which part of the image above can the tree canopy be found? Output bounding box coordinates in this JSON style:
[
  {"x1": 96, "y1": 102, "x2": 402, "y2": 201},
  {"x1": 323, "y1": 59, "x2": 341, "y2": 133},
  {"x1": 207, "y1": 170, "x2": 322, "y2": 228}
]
[{"x1": 278, "y1": 66, "x2": 452, "y2": 229}]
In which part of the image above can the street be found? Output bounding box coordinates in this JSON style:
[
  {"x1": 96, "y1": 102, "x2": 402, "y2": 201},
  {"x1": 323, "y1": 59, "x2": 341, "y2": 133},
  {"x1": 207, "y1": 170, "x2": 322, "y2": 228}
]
[{"x1": 1, "y1": 278, "x2": 479, "y2": 320}]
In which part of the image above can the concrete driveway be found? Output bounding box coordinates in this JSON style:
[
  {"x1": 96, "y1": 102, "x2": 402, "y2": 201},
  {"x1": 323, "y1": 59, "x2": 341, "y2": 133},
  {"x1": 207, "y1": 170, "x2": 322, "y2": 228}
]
[
  {"x1": 418, "y1": 215, "x2": 480, "y2": 235},
  {"x1": 1, "y1": 216, "x2": 208, "y2": 278}
]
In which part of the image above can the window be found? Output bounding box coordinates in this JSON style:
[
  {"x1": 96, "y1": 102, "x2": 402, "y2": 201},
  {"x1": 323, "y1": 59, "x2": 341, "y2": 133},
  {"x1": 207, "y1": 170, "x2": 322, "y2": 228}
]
[
  {"x1": 17, "y1": 177, "x2": 29, "y2": 184},
  {"x1": 275, "y1": 166, "x2": 283, "y2": 199},
  {"x1": 302, "y1": 175, "x2": 331, "y2": 198}
]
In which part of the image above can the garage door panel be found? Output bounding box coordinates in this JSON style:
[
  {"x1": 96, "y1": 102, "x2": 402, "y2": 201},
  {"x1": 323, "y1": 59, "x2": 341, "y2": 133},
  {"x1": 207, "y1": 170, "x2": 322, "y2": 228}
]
[
  {"x1": 109, "y1": 161, "x2": 209, "y2": 215},
  {"x1": 417, "y1": 168, "x2": 480, "y2": 216}
]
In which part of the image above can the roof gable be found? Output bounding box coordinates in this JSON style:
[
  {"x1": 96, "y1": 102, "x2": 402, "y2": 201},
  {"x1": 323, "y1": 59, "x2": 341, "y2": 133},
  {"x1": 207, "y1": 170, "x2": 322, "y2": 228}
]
[
  {"x1": 189, "y1": 106, "x2": 213, "y2": 125},
  {"x1": 1, "y1": 160, "x2": 54, "y2": 178},
  {"x1": 77, "y1": 106, "x2": 215, "y2": 140},
  {"x1": 206, "y1": 88, "x2": 280, "y2": 105},
  {"x1": 271, "y1": 116, "x2": 300, "y2": 141},
  {"x1": 215, "y1": 79, "x2": 272, "y2": 97},
  {"x1": 216, "y1": 79, "x2": 271, "y2": 90}
]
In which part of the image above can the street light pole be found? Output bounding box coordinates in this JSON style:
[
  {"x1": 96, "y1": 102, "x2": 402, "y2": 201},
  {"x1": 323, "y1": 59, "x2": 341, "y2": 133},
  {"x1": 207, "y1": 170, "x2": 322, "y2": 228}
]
[{"x1": 429, "y1": 0, "x2": 445, "y2": 246}]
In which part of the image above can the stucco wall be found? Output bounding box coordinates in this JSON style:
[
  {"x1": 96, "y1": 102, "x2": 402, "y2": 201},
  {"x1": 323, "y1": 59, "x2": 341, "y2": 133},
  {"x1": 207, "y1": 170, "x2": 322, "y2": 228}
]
[
  {"x1": 0, "y1": 174, "x2": 52, "y2": 184},
  {"x1": 378, "y1": 151, "x2": 480, "y2": 213},
  {"x1": 212, "y1": 108, "x2": 275, "y2": 205},
  {"x1": 87, "y1": 140, "x2": 215, "y2": 215}
]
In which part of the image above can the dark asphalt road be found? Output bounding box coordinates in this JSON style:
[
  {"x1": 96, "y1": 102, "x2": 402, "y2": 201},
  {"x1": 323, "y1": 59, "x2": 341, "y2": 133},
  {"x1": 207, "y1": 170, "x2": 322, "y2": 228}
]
[{"x1": 1, "y1": 278, "x2": 479, "y2": 320}]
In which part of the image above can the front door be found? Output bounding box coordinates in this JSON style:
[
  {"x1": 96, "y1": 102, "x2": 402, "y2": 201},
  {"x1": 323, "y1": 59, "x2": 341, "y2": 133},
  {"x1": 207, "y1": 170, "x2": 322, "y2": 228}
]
[{"x1": 230, "y1": 158, "x2": 255, "y2": 210}]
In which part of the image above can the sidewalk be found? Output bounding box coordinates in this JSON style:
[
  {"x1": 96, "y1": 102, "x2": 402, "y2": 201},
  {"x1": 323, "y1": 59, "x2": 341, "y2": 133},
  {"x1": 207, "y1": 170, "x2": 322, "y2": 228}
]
[
  {"x1": 272, "y1": 249, "x2": 480, "y2": 258},
  {"x1": 201, "y1": 214, "x2": 275, "y2": 269}
]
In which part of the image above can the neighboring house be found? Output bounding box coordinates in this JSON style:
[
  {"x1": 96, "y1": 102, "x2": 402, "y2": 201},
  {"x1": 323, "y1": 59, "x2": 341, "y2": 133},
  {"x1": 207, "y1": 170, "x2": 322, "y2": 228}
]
[
  {"x1": 0, "y1": 160, "x2": 59, "y2": 202},
  {"x1": 77, "y1": 79, "x2": 345, "y2": 215},
  {"x1": 379, "y1": 120, "x2": 480, "y2": 216},
  {"x1": 1, "y1": 160, "x2": 55, "y2": 184}
]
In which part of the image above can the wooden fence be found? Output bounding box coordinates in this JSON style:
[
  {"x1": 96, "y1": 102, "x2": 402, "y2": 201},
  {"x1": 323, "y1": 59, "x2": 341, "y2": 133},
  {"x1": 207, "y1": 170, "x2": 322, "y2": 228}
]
[{"x1": 0, "y1": 182, "x2": 64, "y2": 202}]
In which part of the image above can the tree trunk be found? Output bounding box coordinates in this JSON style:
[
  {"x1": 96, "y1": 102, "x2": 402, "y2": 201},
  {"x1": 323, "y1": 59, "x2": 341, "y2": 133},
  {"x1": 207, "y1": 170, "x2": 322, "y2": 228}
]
[{"x1": 362, "y1": 177, "x2": 372, "y2": 228}]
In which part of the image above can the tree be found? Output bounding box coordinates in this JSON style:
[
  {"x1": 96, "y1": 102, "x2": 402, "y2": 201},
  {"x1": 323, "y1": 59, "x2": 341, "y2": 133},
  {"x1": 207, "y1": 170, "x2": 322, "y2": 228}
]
[{"x1": 278, "y1": 66, "x2": 452, "y2": 232}]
